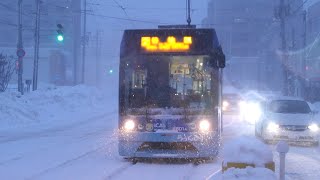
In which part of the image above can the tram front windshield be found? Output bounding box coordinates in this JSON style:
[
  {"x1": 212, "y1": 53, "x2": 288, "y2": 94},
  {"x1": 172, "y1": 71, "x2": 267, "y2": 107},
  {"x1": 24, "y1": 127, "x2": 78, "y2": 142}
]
[{"x1": 122, "y1": 55, "x2": 216, "y2": 115}]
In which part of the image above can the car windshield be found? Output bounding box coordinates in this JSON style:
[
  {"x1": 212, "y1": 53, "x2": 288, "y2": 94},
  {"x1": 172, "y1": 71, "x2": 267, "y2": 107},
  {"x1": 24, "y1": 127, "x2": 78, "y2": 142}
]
[{"x1": 268, "y1": 100, "x2": 311, "y2": 114}]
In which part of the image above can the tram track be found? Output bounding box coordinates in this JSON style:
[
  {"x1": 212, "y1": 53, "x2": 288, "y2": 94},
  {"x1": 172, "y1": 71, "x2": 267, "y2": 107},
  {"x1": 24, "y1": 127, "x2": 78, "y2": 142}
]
[
  {"x1": 0, "y1": 127, "x2": 113, "y2": 167},
  {"x1": 204, "y1": 168, "x2": 221, "y2": 180},
  {"x1": 25, "y1": 146, "x2": 105, "y2": 180},
  {"x1": 0, "y1": 111, "x2": 116, "y2": 144},
  {"x1": 24, "y1": 139, "x2": 118, "y2": 180},
  {"x1": 104, "y1": 162, "x2": 136, "y2": 180},
  {"x1": 0, "y1": 113, "x2": 118, "y2": 168}
]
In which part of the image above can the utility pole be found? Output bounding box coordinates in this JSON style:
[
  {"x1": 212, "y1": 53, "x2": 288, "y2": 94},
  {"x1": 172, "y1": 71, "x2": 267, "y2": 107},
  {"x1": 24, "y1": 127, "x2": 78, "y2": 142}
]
[
  {"x1": 81, "y1": 0, "x2": 87, "y2": 84},
  {"x1": 290, "y1": 28, "x2": 296, "y2": 96},
  {"x1": 95, "y1": 30, "x2": 102, "y2": 87},
  {"x1": 186, "y1": 0, "x2": 191, "y2": 26},
  {"x1": 17, "y1": 0, "x2": 24, "y2": 95},
  {"x1": 302, "y1": 10, "x2": 307, "y2": 99},
  {"x1": 32, "y1": 0, "x2": 41, "y2": 91},
  {"x1": 278, "y1": 0, "x2": 289, "y2": 96},
  {"x1": 72, "y1": 0, "x2": 81, "y2": 85}
]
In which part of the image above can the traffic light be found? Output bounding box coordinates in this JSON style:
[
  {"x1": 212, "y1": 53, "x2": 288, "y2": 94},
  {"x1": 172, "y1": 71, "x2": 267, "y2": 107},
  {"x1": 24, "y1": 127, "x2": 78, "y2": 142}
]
[{"x1": 56, "y1": 24, "x2": 64, "y2": 42}]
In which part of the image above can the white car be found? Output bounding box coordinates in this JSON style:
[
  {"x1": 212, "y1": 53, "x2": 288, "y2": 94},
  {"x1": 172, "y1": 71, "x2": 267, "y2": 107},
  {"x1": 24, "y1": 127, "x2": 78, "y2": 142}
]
[{"x1": 255, "y1": 97, "x2": 319, "y2": 145}]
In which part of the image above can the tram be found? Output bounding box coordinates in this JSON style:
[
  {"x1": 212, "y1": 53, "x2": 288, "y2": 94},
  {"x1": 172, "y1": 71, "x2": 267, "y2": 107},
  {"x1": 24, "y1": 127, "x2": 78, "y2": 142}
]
[{"x1": 118, "y1": 25, "x2": 225, "y2": 159}]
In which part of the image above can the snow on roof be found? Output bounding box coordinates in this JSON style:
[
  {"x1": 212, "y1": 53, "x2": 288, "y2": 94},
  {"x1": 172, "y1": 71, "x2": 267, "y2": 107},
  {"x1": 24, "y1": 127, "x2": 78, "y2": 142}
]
[
  {"x1": 223, "y1": 135, "x2": 273, "y2": 166},
  {"x1": 267, "y1": 96, "x2": 305, "y2": 102},
  {"x1": 222, "y1": 167, "x2": 276, "y2": 180}
]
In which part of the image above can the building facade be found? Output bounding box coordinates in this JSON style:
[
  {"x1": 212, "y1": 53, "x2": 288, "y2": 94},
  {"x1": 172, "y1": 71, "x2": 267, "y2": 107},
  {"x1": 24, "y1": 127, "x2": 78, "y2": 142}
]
[
  {"x1": 203, "y1": 0, "x2": 305, "y2": 93},
  {"x1": 305, "y1": 1, "x2": 320, "y2": 101},
  {"x1": 0, "y1": 0, "x2": 81, "y2": 86}
]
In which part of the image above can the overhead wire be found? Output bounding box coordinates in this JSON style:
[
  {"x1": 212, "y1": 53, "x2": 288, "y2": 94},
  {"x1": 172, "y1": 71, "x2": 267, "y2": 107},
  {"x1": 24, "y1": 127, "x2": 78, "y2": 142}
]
[
  {"x1": 0, "y1": 19, "x2": 17, "y2": 27},
  {"x1": 111, "y1": 0, "x2": 135, "y2": 27},
  {"x1": 0, "y1": 2, "x2": 33, "y2": 17},
  {"x1": 86, "y1": 13, "x2": 164, "y2": 24}
]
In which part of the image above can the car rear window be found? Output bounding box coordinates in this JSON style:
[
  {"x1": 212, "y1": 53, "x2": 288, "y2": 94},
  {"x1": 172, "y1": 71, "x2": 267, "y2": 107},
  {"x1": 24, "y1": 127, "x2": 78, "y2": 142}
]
[{"x1": 268, "y1": 100, "x2": 311, "y2": 114}]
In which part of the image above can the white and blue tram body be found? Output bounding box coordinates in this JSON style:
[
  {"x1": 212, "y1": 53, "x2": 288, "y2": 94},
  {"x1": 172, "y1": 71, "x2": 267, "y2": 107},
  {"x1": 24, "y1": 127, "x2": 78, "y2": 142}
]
[{"x1": 118, "y1": 26, "x2": 225, "y2": 159}]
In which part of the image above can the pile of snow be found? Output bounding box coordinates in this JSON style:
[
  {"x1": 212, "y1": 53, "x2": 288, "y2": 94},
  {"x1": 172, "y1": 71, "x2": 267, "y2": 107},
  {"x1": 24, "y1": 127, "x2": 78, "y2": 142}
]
[
  {"x1": 310, "y1": 102, "x2": 320, "y2": 121},
  {"x1": 221, "y1": 136, "x2": 276, "y2": 180},
  {"x1": 222, "y1": 167, "x2": 276, "y2": 180},
  {"x1": 0, "y1": 85, "x2": 109, "y2": 128},
  {"x1": 223, "y1": 136, "x2": 273, "y2": 166},
  {"x1": 312, "y1": 102, "x2": 320, "y2": 111}
]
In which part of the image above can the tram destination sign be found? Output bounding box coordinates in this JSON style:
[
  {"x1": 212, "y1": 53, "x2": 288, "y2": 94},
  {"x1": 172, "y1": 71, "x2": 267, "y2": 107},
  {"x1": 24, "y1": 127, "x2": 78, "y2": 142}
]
[
  {"x1": 140, "y1": 36, "x2": 192, "y2": 52},
  {"x1": 120, "y1": 29, "x2": 219, "y2": 56}
]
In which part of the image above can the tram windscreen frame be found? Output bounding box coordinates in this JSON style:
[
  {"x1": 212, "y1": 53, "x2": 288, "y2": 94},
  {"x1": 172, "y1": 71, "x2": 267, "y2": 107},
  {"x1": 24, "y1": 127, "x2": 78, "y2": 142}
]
[{"x1": 119, "y1": 54, "x2": 219, "y2": 115}]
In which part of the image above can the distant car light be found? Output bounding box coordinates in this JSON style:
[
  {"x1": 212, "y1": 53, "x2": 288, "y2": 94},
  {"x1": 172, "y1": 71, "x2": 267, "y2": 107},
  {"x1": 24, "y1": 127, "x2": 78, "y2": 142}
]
[
  {"x1": 199, "y1": 120, "x2": 210, "y2": 132},
  {"x1": 124, "y1": 120, "x2": 135, "y2": 131},
  {"x1": 308, "y1": 124, "x2": 319, "y2": 132},
  {"x1": 267, "y1": 122, "x2": 279, "y2": 133},
  {"x1": 223, "y1": 100, "x2": 229, "y2": 111},
  {"x1": 223, "y1": 101, "x2": 229, "y2": 107},
  {"x1": 240, "y1": 101, "x2": 261, "y2": 124}
]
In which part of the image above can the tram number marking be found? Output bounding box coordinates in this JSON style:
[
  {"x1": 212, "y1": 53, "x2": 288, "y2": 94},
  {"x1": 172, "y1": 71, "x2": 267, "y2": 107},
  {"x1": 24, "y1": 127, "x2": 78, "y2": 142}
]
[
  {"x1": 173, "y1": 127, "x2": 188, "y2": 132},
  {"x1": 177, "y1": 134, "x2": 203, "y2": 142}
]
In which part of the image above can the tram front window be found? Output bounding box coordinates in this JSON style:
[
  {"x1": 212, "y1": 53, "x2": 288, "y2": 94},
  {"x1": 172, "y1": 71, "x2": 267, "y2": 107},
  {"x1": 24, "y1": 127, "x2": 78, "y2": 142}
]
[{"x1": 123, "y1": 55, "x2": 215, "y2": 114}]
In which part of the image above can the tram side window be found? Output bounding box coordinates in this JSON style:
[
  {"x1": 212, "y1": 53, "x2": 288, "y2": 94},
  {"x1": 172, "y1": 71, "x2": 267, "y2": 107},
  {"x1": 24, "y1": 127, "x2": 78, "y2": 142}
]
[
  {"x1": 129, "y1": 69, "x2": 146, "y2": 108},
  {"x1": 132, "y1": 70, "x2": 146, "y2": 89}
]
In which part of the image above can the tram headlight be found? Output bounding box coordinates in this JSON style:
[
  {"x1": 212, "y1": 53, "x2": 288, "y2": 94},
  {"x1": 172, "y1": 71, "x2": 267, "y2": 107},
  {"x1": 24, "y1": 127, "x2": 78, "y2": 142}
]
[
  {"x1": 124, "y1": 120, "x2": 135, "y2": 131},
  {"x1": 308, "y1": 124, "x2": 319, "y2": 132},
  {"x1": 199, "y1": 120, "x2": 210, "y2": 132}
]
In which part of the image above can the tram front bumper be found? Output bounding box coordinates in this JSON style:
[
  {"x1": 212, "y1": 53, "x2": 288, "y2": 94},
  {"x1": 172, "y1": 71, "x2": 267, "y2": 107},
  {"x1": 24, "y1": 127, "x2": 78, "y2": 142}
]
[{"x1": 118, "y1": 131, "x2": 221, "y2": 158}]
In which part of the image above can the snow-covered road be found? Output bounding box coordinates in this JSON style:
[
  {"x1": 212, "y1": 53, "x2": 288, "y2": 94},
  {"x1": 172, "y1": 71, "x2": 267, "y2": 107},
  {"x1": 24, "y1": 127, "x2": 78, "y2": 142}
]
[
  {"x1": 0, "y1": 111, "x2": 223, "y2": 180},
  {"x1": 0, "y1": 112, "x2": 319, "y2": 180}
]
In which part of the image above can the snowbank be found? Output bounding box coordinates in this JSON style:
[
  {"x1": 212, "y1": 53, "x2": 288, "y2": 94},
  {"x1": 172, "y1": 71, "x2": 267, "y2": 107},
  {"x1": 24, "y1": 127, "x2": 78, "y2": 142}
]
[
  {"x1": 0, "y1": 85, "x2": 110, "y2": 129},
  {"x1": 223, "y1": 136, "x2": 273, "y2": 167},
  {"x1": 312, "y1": 102, "x2": 320, "y2": 111},
  {"x1": 310, "y1": 102, "x2": 320, "y2": 121},
  {"x1": 222, "y1": 167, "x2": 276, "y2": 180}
]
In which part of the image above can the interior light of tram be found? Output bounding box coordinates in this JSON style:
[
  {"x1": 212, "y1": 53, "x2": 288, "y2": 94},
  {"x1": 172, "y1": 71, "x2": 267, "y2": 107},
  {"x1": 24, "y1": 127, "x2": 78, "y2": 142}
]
[{"x1": 141, "y1": 36, "x2": 192, "y2": 52}]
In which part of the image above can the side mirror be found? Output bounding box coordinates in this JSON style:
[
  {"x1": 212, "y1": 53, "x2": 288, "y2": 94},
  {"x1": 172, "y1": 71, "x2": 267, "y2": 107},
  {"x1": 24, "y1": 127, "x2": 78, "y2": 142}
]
[
  {"x1": 207, "y1": 46, "x2": 226, "y2": 69},
  {"x1": 312, "y1": 110, "x2": 319, "y2": 115}
]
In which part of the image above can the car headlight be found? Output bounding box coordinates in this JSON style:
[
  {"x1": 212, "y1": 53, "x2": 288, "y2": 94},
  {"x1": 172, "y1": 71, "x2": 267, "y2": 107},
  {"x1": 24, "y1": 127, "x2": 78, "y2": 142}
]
[
  {"x1": 124, "y1": 120, "x2": 135, "y2": 131},
  {"x1": 308, "y1": 124, "x2": 319, "y2": 132},
  {"x1": 199, "y1": 120, "x2": 210, "y2": 132},
  {"x1": 267, "y1": 122, "x2": 279, "y2": 132},
  {"x1": 223, "y1": 101, "x2": 229, "y2": 107},
  {"x1": 238, "y1": 101, "x2": 246, "y2": 108},
  {"x1": 241, "y1": 102, "x2": 261, "y2": 124}
]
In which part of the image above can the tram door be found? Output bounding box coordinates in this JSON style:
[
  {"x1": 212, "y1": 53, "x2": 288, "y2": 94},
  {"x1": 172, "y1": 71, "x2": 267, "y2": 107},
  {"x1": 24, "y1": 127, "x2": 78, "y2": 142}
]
[{"x1": 146, "y1": 58, "x2": 170, "y2": 107}]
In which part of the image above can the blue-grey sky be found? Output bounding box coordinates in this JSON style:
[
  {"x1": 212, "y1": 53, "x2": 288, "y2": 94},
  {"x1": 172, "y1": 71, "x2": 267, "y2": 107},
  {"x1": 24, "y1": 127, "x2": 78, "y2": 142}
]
[
  {"x1": 89, "y1": 0, "x2": 208, "y2": 30},
  {"x1": 86, "y1": 0, "x2": 209, "y2": 59},
  {"x1": 85, "y1": 0, "x2": 320, "y2": 62}
]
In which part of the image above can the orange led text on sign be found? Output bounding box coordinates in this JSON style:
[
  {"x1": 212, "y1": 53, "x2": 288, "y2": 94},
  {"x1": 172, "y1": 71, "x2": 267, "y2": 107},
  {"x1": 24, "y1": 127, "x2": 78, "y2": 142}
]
[{"x1": 141, "y1": 36, "x2": 192, "y2": 52}]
